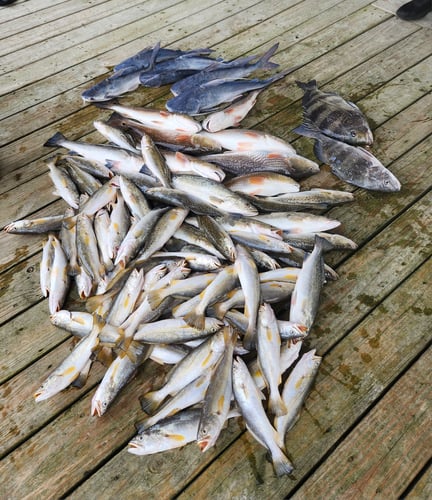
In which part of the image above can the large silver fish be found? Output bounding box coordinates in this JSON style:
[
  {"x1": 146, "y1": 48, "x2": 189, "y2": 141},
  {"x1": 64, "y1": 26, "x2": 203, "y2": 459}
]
[{"x1": 296, "y1": 79, "x2": 373, "y2": 145}]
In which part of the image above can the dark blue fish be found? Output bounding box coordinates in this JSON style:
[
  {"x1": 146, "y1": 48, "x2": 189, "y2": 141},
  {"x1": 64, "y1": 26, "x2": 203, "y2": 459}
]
[
  {"x1": 166, "y1": 67, "x2": 297, "y2": 115},
  {"x1": 139, "y1": 69, "x2": 198, "y2": 87},
  {"x1": 170, "y1": 43, "x2": 280, "y2": 96},
  {"x1": 114, "y1": 44, "x2": 214, "y2": 73}
]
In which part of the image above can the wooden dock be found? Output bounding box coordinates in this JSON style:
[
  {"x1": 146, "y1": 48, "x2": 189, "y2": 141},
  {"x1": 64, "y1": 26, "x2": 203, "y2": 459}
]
[{"x1": 1, "y1": 0, "x2": 431, "y2": 498}]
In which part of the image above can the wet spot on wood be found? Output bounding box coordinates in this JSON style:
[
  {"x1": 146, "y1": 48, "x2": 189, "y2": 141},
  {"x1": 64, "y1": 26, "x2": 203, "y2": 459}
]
[
  {"x1": 368, "y1": 334, "x2": 380, "y2": 349},
  {"x1": 357, "y1": 293, "x2": 375, "y2": 307},
  {"x1": 360, "y1": 352, "x2": 372, "y2": 363}
]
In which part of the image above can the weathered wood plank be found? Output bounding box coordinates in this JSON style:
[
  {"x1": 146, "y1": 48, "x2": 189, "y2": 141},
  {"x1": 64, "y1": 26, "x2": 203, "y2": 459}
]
[
  {"x1": 291, "y1": 347, "x2": 432, "y2": 499},
  {"x1": 0, "y1": 300, "x2": 66, "y2": 385},
  {"x1": 68, "y1": 252, "x2": 432, "y2": 498},
  {"x1": 0, "y1": 254, "x2": 43, "y2": 324},
  {"x1": 0, "y1": 339, "x2": 105, "y2": 458},
  {"x1": 0, "y1": 0, "x2": 69, "y2": 26},
  {"x1": 1, "y1": 359, "x2": 168, "y2": 499},
  {"x1": 0, "y1": 0, "x2": 180, "y2": 73},
  {"x1": 176, "y1": 256, "x2": 431, "y2": 499},
  {"x1": 405, "y1": 465, "x2": 432, "y2": 500},
  {"x1": 0, "y1": 0, "x2": 126, "y2": 51}
]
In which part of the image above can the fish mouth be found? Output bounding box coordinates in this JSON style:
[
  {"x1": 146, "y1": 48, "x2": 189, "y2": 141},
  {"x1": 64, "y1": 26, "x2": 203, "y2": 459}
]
[
  {"x1": 91, "y1": 400, "x2": 103, "y2": 417},
  {"x1": 33, "y1": 390, "x2": 44, "y2": 402},
  {"x1": 197, "y1": 438, "x2": 211, "y2": 452}
]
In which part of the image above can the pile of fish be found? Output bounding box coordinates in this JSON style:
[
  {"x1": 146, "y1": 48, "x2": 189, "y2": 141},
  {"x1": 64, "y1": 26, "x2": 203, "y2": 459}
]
[
  {"x1": 5, "y1": 43, "x2": 374, "y2": 478},
  {"x1": 294, "y1": 79, "x2": 401, "y2": 191},
  {"x1": 82, "y1": 41, "x2": 301, "y2": 120}
]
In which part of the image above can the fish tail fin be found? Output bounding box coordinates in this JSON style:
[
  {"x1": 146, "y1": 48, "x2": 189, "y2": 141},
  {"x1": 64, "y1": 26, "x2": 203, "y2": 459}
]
[
  {"x1": 272, "y1": 449, "x2": 295, "y2": 477},
  {"x1": 71, "y1": 359, "x2": 93, "y2": 389},
  {"x1": 134, "y1": 416, "x2": 154, "y2": 433},
  {"x1": 183, "y1": 310, "x2": 205, "y2": 330},
  {"x1": 145, "y1": 289, "x2": 166, "y2": 310},
  {"x1": 94, "y1": 99, "x2": 119, "y2": 110},
  {"x1": 211, "y1": 302, "x2": 227, "y2": 320},
  {"x1": 315, "y1": 234, "x2": 335, "y2": 253},
  {"x1": 242, "y1": 326, "x2": 256, "y2": 351},
  {"x1": 269, "y1": 392, "x2": 288, "y2": 417},
  {"x1": 44, "y1": 132, "x2": 66, "y2": 148},
  {"x1": 292, "y1": 121, "x2": 322, "y2": 140},
  {"x1": 265, "y1": 64, "x2": 302, "y2": 85},
  {"x1": 295, "y1": 79, "x2": 317, "y2": 91},
  {"x1": 68, "y1": 261, "x2": 81, "y2": 276},
  {"x1": 257, "y1": 43, "x2": 280, "y2": 70},
  {"x1": 324, "y1": 263, "x2": 339, "y2": 281},
  {"x1": 139, "y1": 391, "x2": 164, "y2": 414}
]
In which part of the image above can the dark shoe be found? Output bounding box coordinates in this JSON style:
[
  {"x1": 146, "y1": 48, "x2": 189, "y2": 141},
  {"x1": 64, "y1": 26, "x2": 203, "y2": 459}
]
[
  {"x1": 0, "y1": 0, "x2": 18, "y2": 4},
  {"x1": 396, "y1": 0, "x2": 432, "y2": 20}
]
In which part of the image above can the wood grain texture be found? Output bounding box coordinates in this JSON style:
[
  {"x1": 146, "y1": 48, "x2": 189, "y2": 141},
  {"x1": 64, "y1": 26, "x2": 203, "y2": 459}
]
[
  {"x1": 1, "y1": 1, "x2": 431, "y2": 498},
  {"x1": 292, "y1": 347, "x2": 432, "y2": 499}
]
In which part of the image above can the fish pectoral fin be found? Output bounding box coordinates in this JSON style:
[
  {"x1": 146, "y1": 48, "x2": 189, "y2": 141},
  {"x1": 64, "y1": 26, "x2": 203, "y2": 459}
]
[{"x1": 71, "y1": 359, "x2": 93, "y2": 388}]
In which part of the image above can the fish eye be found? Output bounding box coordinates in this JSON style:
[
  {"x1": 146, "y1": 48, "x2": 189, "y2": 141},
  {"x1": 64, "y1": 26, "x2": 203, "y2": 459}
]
[{"x1": 350, "y1": 130, "x2": 357, "y2": 137}]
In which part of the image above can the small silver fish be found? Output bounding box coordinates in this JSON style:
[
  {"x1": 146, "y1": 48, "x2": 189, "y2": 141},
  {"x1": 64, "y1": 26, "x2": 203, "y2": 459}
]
[
  {"x1": 274, "y1": 349, "x2": 321, "y2": 442},
  {"x1": 232, "y1": 357, "x2": 294, "y2": 476}
]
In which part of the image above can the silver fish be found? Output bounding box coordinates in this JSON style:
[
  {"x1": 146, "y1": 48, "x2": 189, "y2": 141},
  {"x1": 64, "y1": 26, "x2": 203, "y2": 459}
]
[
  {"x1": 91, "y1": 341, "x2": 150, "y2": 416},
  {"x1": 274, "y1": 349, "x2": 321, "y2": 442},
  {"x1": 197, "y1": 325, "x2": 236, "y2": 451},
  {"x1": 232, "y1": 357, "x2": 294, "y2": 476},
  {"x1": 135, "y1": 207, "x2": 189, "y2": 262},
  {"x1": 134, "y1": 317, "x2": 223, "y2": 344},
  {"x1": 4, "y1": 214, "x2": 71, "y2": 234},
  {"x1": 48, "y1": 236, "x2": 70, "y2": 314},
  {"x1": 40, "y1": 234, "x2": 55, "y2": 297},
  {"x1": 34, "y1": 317, "x2": 102, "y2": 401},
  {"x1": 115, "y1": 208, "x2": 167, "y2": 268},
  {"x1": 44, "y1": 132, "x2": 144, "y2": 172},
  {"x1": 172, "y1": 174, "x2": 258, "y2": 216},
  {"x1": 234, "y1": 244, "x2": 260, "y2": 350},
  {"x1": 137, "y1": 371, "x2": 212, "y2": 432},
  {"x1": 225, "y1": 172, "x2": 300, "y2": 196},
  {"x1": 196, "y1": 215, "x2": 237, "y2": 262},
  {"x1": 184, "y1": 264, "x2": 238, "y2": 330},
  {"x1": 139, "y1": 330, "x2": 226, "y2": 413},
  {"x1": 200, "y1": 150, "x2": 319, "y2": 179},
  {"x1": 128, "y1": 409, "x2": 203, "y2": 456},
  {"x1": 202, "y1": 90, "x2": 262, "y2": 132},
  {"x1": 118, "y1": 175, "x2": 150, "y2": 219},
  {"x1": 140, "y1": 133, "x2": 172, "y2": 187},
  {"x1": 50, "y1": 310, "x2": 94, "y2": 337},
  {"x1": 46, "y1": 157, "x2": 80, "y2": 209},
  {"x1": 256, "y1": 303, "x2": 286, "y2": 416},
  {"x1": 289, "y1": 235, "x2": 333, "y2": 332},
  {"x1": 253, "y1": 212, "x2": 341, "y2": 234}
]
